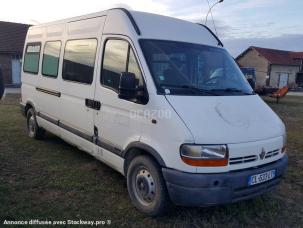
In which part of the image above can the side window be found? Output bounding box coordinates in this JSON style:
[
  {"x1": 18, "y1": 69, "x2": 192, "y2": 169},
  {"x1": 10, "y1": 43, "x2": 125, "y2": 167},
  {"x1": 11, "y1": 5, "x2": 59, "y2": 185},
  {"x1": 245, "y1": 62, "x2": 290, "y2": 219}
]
[
  {"x1": 42, "y1": 41, "x2": 61, "y2": 77},
  {"x1": 128, "y1": 48, "x2": 143, "y2": 87},
  {"x1": 62, "y1": 39, "x2": 97, "y2": 84},
  {"x1": 23, "y1": 43, "x2": 41, "y2": 74},
  {"x1": 101, "y1": 40, "x2": 128, "y2": 91},
  {"x1": 101, "y1": 39, "x2": 144, "y2": 91}
]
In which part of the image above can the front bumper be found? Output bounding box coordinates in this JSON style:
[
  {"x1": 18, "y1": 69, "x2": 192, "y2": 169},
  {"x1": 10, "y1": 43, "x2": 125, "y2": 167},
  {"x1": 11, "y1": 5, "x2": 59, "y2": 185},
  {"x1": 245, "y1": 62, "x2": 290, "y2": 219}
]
[{"x1": 162, "y1": 155, "x2": 288, "y2": 207}]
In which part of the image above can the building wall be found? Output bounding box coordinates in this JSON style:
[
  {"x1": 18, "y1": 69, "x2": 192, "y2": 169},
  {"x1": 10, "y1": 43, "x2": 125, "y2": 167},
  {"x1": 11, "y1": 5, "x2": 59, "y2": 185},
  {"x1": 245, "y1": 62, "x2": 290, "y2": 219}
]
[
  {"x1": 237, "y1": 48, "x2": 269, "y2": 87},
  {"x1": 0, "y1": 54, "x2": 12, "y2": 85},
  {"x1": 269, "y1": 65, "x2": 300, "y2": 88}
]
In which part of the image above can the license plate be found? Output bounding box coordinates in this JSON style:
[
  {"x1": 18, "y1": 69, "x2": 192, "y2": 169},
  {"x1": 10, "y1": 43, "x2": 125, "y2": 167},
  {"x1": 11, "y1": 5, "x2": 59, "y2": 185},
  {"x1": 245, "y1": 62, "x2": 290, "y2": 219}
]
[{"x1": 248, "y1": 170, "x2": 276, "y2": 186}]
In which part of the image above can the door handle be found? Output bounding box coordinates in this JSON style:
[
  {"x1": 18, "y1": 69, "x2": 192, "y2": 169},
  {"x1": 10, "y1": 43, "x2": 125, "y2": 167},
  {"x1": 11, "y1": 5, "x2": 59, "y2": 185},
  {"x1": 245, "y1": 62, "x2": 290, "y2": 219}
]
[
  {"x1": 85, "y1": 99, "x2": 94, "y2": 109},
  {"x1": 94, "y1": 101, "x2": 101, "y2": 110},
  {"x1": 85, "y1": 99, "x2": 101, "y2": 110}
]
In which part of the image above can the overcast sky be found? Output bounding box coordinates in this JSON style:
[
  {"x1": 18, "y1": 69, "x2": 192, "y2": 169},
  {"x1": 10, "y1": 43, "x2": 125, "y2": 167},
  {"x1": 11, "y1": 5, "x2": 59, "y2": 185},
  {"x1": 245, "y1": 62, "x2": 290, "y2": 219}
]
[{"x1": 1, "y1": 0, "x2": 302, "y2": 56}]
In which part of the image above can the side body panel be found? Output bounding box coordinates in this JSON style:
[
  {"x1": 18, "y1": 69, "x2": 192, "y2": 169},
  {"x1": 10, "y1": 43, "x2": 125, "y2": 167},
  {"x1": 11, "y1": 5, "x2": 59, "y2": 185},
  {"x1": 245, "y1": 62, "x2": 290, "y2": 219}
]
[
  {"x1": 21, "y1": 27, "x2": 44, "y2": 117},
  {"x1": 57, "y1": 16, "x2": 105, "y2": 154},
  {"x1": 35, "y1": 24, "x2": 65, "y2": 137}
]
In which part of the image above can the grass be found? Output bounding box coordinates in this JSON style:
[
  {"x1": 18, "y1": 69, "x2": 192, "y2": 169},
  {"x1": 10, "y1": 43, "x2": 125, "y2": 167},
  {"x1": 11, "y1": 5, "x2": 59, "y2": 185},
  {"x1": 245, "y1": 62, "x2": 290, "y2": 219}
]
[{"x1": 0, "y1": 94, "x2": 302, "y2": 227}]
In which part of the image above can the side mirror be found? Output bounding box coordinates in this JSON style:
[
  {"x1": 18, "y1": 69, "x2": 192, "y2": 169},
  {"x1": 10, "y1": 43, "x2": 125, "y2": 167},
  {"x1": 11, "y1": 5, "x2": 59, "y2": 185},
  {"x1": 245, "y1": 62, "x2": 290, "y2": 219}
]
[{"x1": 118, "y1": 72, "x2": 137, "y2": 100}]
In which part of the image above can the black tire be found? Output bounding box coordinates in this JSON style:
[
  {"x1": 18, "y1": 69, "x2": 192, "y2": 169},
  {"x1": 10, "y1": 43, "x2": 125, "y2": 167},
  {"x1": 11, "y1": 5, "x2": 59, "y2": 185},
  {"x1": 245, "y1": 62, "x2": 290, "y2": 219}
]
[
  {"x1": 127, "y1": 155, "x2": 170, "y2": 216},
  {"x1": 26, "y1": 108, "x2": 45, "y2": 139}
]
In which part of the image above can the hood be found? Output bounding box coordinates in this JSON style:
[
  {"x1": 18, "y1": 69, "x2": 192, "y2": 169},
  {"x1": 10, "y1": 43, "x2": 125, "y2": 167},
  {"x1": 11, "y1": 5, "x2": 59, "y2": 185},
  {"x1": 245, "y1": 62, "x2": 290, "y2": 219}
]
[{"x1": 166, "y1": 95, "x2": 285, "y2": 144}]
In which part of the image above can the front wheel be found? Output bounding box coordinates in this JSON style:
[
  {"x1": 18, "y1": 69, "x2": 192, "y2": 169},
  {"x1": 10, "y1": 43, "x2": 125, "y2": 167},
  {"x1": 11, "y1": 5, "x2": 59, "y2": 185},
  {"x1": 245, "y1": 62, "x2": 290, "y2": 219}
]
[
  {"x1": 26, "y1": 108, "x2": 45, "y2": 139},
  {"x1": 127, "y1": 155, "x2": 170, "y2": 216}
]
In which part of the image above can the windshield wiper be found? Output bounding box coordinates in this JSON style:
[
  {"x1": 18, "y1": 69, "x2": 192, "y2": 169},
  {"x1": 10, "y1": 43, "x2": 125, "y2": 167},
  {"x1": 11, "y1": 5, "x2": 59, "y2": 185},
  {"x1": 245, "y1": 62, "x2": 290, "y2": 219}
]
[
  {"x1": 161, "y1": 84, "x2": 218, "y2": 96},
  {"x1": 209, "y1": 88, "x2": 255, "y2": 95}
]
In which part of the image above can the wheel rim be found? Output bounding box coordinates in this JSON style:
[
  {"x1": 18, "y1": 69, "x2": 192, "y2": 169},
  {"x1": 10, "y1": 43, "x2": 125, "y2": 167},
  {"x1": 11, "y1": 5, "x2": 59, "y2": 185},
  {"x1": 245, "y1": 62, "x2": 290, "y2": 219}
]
[
  {"x1": 133, "y1": 167, "x2": 156, "y2": 206},
  {"x1": 28, "y1": 115, "x2": 36, "y2": 137}
]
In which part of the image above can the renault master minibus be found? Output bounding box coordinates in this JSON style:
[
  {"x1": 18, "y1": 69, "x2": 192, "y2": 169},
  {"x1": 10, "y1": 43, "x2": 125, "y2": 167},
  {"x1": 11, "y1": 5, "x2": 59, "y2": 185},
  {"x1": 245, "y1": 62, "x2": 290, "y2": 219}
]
[{"x1": 20, "y1": 8, "x2": 288, "y2": 216}]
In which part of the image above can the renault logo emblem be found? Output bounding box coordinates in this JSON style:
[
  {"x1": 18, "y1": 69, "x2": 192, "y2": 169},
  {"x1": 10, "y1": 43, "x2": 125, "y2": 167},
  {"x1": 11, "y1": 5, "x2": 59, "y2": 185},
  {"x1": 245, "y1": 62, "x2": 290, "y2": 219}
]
[{"x1": 259, "y1": 148, "x2": 266, "y2": 160}]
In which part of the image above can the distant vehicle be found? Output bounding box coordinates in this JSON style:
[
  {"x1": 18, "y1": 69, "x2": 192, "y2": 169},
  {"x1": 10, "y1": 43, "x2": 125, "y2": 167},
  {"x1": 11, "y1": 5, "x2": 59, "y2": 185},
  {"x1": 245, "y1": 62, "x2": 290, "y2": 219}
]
[
  {"x1": 241, "y1": 67, "x2": 256, "y2": 89},
  {"x1": 20, "y1": 8, "x2": 288, "y2": 216},
  {"x1": 0, "y1": 66, "x2": 5, "y2": 99}
]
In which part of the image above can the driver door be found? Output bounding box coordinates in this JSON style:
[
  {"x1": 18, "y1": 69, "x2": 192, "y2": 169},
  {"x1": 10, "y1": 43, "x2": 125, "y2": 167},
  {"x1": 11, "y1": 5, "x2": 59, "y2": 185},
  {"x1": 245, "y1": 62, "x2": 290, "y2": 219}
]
[{"x1": 93, "y1": 36, "x2": 147, "y2": 164}]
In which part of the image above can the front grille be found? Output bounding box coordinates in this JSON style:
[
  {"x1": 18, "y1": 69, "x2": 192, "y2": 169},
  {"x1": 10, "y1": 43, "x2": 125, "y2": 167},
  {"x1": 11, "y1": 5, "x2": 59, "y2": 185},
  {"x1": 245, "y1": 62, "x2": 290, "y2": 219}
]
[
  {"x1": 265, "y1": 149, "x2": 280, "y2": 158},
  {"x1": 229, "y1": 155, "x2": 258, "y2": 165},
  {"x1": 229, "y1": 149, "x2": 280, "y2": 165}
]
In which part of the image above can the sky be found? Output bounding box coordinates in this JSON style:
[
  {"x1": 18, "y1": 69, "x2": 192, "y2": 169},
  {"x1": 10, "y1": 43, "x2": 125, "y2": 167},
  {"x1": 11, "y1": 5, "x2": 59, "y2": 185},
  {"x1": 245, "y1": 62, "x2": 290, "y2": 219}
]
[{"x1": 1, "y1": 0, "x2": 303, "y2": 56}]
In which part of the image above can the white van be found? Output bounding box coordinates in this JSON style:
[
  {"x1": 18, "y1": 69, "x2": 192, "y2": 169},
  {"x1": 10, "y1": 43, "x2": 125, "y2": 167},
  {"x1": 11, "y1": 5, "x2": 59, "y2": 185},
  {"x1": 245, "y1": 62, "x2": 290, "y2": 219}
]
[{"x1": 20, "y1": 8, "x2": 288, "y2": 216}]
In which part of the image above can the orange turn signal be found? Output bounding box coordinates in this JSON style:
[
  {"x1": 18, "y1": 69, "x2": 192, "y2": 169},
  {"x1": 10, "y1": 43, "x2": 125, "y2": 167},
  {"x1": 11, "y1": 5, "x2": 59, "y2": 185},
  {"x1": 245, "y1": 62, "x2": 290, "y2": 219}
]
[{"x1": 181, "y1": 157, "x2": 228, "y2": 167}]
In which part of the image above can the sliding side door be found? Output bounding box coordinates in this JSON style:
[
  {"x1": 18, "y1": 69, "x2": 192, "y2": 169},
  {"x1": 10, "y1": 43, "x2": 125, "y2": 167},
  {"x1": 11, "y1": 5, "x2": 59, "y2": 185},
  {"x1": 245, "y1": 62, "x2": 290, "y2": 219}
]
[{"x1": 58, "y1": 17, "x2": 105, "y2": 153}]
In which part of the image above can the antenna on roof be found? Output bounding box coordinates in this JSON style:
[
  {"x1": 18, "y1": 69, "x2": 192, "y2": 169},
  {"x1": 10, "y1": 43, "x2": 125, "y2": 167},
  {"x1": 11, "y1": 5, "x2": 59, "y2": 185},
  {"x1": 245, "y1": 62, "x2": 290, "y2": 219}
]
[{"x1": 205, "y1": 0, "x2": 223, "y2": 36}]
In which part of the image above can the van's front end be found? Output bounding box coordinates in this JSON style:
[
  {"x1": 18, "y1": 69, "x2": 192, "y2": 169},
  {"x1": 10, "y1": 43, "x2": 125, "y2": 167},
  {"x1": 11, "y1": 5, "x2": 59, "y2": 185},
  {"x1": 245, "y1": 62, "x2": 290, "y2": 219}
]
[
  {"x1": 139, "y1": 38, "x2": 288, "y2": 207},
  {"x1": 113, "y1": 11, "x2": 289, "y2": 215}
]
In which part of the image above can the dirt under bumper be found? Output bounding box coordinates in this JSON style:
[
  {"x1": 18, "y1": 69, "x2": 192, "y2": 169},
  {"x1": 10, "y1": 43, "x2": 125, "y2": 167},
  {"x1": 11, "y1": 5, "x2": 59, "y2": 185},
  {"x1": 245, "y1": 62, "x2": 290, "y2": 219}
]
[{"x1": 162, "y1": 155, "x2": 288, "y2": 207}]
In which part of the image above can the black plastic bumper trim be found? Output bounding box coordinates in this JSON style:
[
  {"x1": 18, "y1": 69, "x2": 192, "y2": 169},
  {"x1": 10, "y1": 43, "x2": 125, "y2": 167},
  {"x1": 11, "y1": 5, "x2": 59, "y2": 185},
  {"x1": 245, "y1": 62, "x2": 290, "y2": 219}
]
[
  {"x1": 162, "y1": 155, "x2": 288, "y2": 206},
  {"x1": 97, "y1": 139, "x2": 122, "y2": 157},
  {"x1": 59, "y1": 122, "x2": 93, "y2": 142},
  {"x1": 37, "y1": 112, "x2": 59, "y2": 126},
  {"x1": 36, "y1": 87, "x2": 61, "y2": 97},
  {"x1": 36, "y1": 111, "x2": 123, "y2": 157}
]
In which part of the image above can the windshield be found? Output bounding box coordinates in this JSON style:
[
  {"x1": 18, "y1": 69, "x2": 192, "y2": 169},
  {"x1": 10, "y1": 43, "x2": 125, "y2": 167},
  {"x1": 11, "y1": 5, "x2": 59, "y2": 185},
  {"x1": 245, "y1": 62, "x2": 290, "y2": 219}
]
[{"x1": 140, "y1": 39, "x2": 254, "y2": 96}]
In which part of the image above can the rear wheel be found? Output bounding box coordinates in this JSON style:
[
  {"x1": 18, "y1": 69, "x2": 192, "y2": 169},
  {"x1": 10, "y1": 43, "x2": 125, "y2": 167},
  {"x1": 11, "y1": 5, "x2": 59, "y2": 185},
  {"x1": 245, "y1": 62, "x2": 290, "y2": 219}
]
[
  {"x1": 127, "y1": 155, "x2": 170, "y2": 216},
  {"x1": 26, "y1": 108, "x2": 45, "y2": 139}
]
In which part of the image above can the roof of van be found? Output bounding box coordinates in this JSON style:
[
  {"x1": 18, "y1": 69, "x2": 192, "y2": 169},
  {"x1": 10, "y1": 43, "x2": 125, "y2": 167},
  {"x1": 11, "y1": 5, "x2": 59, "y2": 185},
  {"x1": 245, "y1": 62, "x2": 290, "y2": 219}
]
[{"x1": 27, "y1": 8, "x2": 222, "y2": 47}]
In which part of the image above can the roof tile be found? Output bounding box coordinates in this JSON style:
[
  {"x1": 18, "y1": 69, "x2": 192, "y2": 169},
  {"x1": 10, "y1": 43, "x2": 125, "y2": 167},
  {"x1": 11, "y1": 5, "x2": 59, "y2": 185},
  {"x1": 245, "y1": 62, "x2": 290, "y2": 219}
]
[
  {"x1": 0, "y1": 21, "x2": 31, "y2": 54},
  {"x1": 237, "y1": 46, "x2": 303, "y2": 66},
  {"x1": 253, "y1": 46, "x2": 301, "y2": 66}
]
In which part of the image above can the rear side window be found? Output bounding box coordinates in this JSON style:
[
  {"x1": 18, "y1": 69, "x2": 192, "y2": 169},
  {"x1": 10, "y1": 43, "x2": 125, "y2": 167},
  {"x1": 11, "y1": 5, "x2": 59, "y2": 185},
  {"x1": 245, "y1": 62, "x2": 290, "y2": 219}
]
[
  {"x1": 23, "y1": 43, "x2": 41, "y2": 74},
  {"x1": 42, "y1": 41, "x2": 61, "y2": 77},
  {"x1": 62, "y1": 39, "x2": 97, "y2": 84},
  {"x1": 101, "y1": 39, "x2": 144, "y2": 91}
]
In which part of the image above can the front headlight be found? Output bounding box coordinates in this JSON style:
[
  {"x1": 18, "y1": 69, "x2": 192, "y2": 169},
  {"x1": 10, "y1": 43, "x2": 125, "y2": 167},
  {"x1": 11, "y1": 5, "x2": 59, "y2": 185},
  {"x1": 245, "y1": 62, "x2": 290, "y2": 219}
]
[{"x1": 180, "y1": 144, "x2": 228, "y2": 167}]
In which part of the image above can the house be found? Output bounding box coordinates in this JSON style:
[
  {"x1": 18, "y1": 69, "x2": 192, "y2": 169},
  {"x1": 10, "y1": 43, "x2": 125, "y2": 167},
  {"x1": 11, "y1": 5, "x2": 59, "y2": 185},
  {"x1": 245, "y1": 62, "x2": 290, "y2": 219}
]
[
  {"x1": 0, "y1": 21, "x2": 30, "y2": 86},
  {"x1": 236, "y1": 46, "x2": 303, "y2": 88}
]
